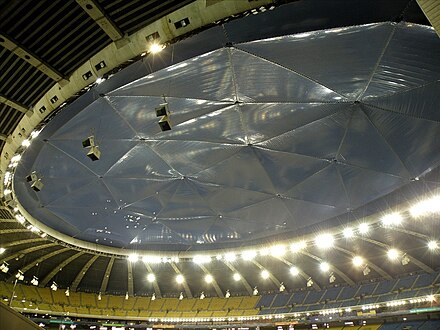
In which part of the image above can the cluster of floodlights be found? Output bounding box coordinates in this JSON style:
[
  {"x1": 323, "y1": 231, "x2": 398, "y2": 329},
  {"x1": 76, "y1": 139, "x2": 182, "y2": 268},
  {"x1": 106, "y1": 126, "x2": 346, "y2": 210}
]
[
  {"x1": 156, "y1": 102, "x2": 171, "y2": 131},
  {"x1": 82, "y1": 135, "x2": 100, "y2": 161},
  {"x1": 25, "y1": 171, "x2": 44, "y2": 192}
]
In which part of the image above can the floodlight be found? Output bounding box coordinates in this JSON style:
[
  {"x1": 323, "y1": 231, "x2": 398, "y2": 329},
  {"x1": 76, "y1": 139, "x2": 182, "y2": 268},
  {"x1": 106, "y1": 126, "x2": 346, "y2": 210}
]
[
  {"x1": 87, "y1": 146, "x2": 101, "y2": 161},
  {"x1": 65, "y1": 288, "x2": 70, "y2": 296},
  {"x1": 147, "y1": 273, "x2": 156, "y2": 282},
  {"x1": 128, "y1": 254, "x2": 138, "y2": 263},
  {"x1": 253, "y1": 287, "x2": 259, "y2": 296},
  {"x1": 50, "y1": 282, "x2": 58, "y2": 291},
  {"x1": 306, "y1": 278, "x2": 314, "y2": 287},
  {"x1": 233, "y1": 273, "x2": 241, "y2": 281},
  {"x1": 279, "y1": 282, "x2": 285, "y2": 292},
  {"x1": 329, "y1": 273, "x2": 336, "y2": 283},
  {"x1": 179, "y1": 292, "x2": 184, "y2": 300},
  {"x1": 343, "y1": 227, "x2": 354, "y2": 238},
  {"x1": 290, "y1": 241, "x2": 307, "y2": 252},
  {"x1": 363, "y1": 265, "x2": 371, "y2": 276},
  {"x1": 381, "y1": 212, "x2": 402, "y2": 226},
  {"x1": 200, "y1": 292, "x2": 205, "y2": 300},
  {"x1": 270, "y1": 244, "x2": 286, "y2": 257},
  {"x1": 176, "y1": 274, "x2": 184, "y2": 284},
  {"x1": 26, "y1": 172, "x2": 38, "y2": 182},
  {"x1": 387, "y1": 249, "x2": 399, "y2": 260},
  {"x1": 315, "y1": 233, "x2": 334, "y2": 249},
  {"x1": 16, "y1": 270, "x2": 24, "y2": 281},
  {"x1": 320, "y1": 262, "x2": 330, "y2": 272},
  {"x1": 155, "y1": 103, "x2": 168, "y2": 117},
  {"x1": 0, "y1": 262, "x2": 9, "y2": 273},
  {"x1": 241, "y1": 250, "x2": 257, "y2": 260},
  {"x1": 428, "y1": 240, "x2": 438, "y2": 250},
  {"x1": 151, "y1": 293, "x2": 156, "y2": 301},
  {"x1": 31, "y1": 276, "x2": 39, "y2": 286},
  {"x1": 98, "y1": 292, "x2": 102, "y2": 300},
  {"x1": 352, "y1": 256, "x2": 364, "y2": 267},
  {"x1": 410, "y1": 195, "x2": 440, "y2": 217},
  {"x1": 401, "y1": 254, "x2": 410, "y2": 265},
  {"x1": 149, "y1": 43, "x2": 165, "y2": 54},
  {"x1": 0, "y1": 247, "x2": 5, "y2": 254},
  {"x1": 31, "y1": 179, "x2": 44, "y2": 192},
  {"x1": 225, "y1": 290, "x2": 231, "y2": 298},
  {"x1": 224, "y1": 252, "x2": 236, "y2": 262},
  {"x1": 193, "y1": 255, "x2": 211, "y2": 264},
  {"x1": 82, "y1": 136, "x2": 95, "y2": 148},
  {"x1": 158, "y1": 115, "x2": 172, "y2": 131},
  {"x1": 261, "y1": 270, "x2": 270, "y2": 279},
  {"x1": 205, "y1": 274, "x2": 213, "y2": 284},
  {"x1": 125, "y1": 292, "x2": 129, "y2": 300},
  {"x1": 358, "y1": 223, "x2": 369, "y2": 235},
  {"x1": 290, "y1": 266, "x2": 300, "y2": 276}
]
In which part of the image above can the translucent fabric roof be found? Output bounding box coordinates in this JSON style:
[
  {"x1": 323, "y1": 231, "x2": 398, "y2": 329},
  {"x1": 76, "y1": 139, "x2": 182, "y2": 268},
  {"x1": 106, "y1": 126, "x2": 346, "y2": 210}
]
[{"x1": 14, "y1": 22, "x2": 440, "y2": 251}]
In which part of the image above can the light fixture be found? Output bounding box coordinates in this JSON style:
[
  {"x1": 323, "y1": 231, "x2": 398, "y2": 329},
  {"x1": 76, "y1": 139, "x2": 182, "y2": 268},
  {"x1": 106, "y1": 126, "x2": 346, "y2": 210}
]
[
  {"x1": 143, "y1": 255, "x2": 161, "y2": 263},
  {"x1": 363, "y1": 265, "x2": 371, "y2": 276},
  {"x1": 125, "y1": 292, "x2": 129, "y2": 300},
  {"x1": 261, "y1": 270, "x2": 270, "y2": 279},
  {"x1": 270, "y1": 244, "x2": 286, "y2": 257},
  {"x1": 65, "y1": 288, "x2": 70, "y2": 297},
  {"x1": 410, "y1": 195, "x2": 440, "y2": 218},
  {"x1": 86, "y1": 146, "x2": 101, "y2": 161},
  {"x1": 329, "y1": 273, "x2": 336, "y2": 283},
  {"x1": 200, "y1": 292, "x2": 205, "y2": 300},
  {"x1": 158, "y1": 115, "x2": 172, "y2": 131},
  {"x1": 401, "y1": 254, "x2": 410, "y2": 266},
  {"x1": 149, "y1": 43, "x2": 165, "y2": 54},
  {"x1": 147, "y1": 273, "x2": 156, "y2": 283},
  {"x1": 343, "y1": 227, "x2": 354, "y2": 238},
  {"x1": 387, "y1": 249, "x2": 400, "y2": 261},
  {"x1": 428, "y1": 240, "x2": 439, "y2": 250},
  {"x1": 233, "y1": 273, "x2": 241, "y2": 281},
  {"x1": 320, "y1": 262, "x2": 330, "y2": 272},
  {"x1": 279, "y1": 282, "x2": 285, "y2": 292},
  {"x1": 224, "y1": 253, "x2": 236, "y2": 262},
  {"x1": 128, "y1": 254, "x2": 138, "y2": 263},
  {"x1": 82, "y1": 136, "x2": 95, "y2": 148},
  {"x1": 98, "y1": 292, "x2": 102, "y2": 301},
  {"x1": 151, "y1": 293, "x2": 156, "y2": 301},
  {"x1": 50, "y1": 282, "x2": 58, "y2": 291},
  {"x1": 193, "y1": 255, "x2": 211, "y2": 264},
  {"x1": 290, "y1": 266, "x2": 300, "y2": 276},
  {"x1": 21, "y1": 139, "x2": 31, "y2": 147},
  {"x1": 179, "y1": 292, "x2": 184, "y2": 300},
  {"x1": 225, "y1": 290, "x2": 231, "y2": 298},
  {"x1": 176, "y1": 274, "x2": 184, "y2": 284},
  {"x1": 0, "y1": 247, "x2": 5, "y2": 254},
  {"x1": 205, "y1": 274, "x2": 213, "y2": 284},
  {"x1": 290, "y1": 241, "x2": 307, "y2": 252},
  {"x1": 155, "y1": 103, "x2": 168, "y2": 117},
  {"x1": 381, "y1": 212, "x2": 402, "y2": 226},
  {"x1": 352, "y1": 256, "x2": 364, "y2": 267},
  {"x1": 16, "y1": 270, "x2": 24, "y2": 281},
  {"x1": 306, "y1": 278, "x2": 314, "y2": 287},
  {"x1": 358, "y1": 223, "x2": 369, "y2": 235},
  {"x1": 26, "y1": 171, "x2": 44, "y2": 191},
  {"x1": 31, "y1": 276, "x2": 39, "y2": 286},
  {"x1": 315, "y1": 233, "x2": 334, "y2": 249},
  {"x1": 253, "y1": 287, "x2": 259, "y2": 296},
  {"x1": 241, "y1": 250, "x2": 257, "y2": 260}
]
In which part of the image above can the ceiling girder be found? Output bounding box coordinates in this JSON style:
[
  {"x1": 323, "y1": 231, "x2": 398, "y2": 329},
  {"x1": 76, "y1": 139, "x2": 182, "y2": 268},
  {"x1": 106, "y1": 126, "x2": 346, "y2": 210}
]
[
  {"x1": 40, "y1": 251, "x2": 85, "y2": 287},
  {"x1": 71, "y1": 255, "x2": 99, "y2": 291}
]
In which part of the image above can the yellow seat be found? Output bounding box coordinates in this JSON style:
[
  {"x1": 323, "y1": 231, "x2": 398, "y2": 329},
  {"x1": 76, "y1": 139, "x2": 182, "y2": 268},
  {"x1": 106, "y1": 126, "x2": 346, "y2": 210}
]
[
  {"x1": 149, "y1": 298, "x2": 165, "y2": 311},
  {"x1": 97, "y1": 295, "x2": 109, "y2": 309},
  {"x1": 177, "y1": 298, "x2": 195, "y2": 311},
  {"x1": 108, "y1": 295, "x2": 124, "y2": 309},
  {"x1": 209, "y1": 297, "x2": 226, "y2": 310},
  {"x1": 52, "y1": 290, "x2": 69, "y2": 305},
  {"x1": 224, "y1": 297, "x2": 242, "y2": 310}
]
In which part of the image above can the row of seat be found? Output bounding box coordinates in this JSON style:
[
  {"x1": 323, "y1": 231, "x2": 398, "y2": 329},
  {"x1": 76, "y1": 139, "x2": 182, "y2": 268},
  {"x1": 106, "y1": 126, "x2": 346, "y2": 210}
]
[
  {"x1": 0, "y1": 281, "x2": 259, "y2": 316},
  {"x1": 378, "y1": 319, "x2": 440, "y2": 330},
  {"x1": 256, "y1": 271, "x2": 440, "y2": 314}
]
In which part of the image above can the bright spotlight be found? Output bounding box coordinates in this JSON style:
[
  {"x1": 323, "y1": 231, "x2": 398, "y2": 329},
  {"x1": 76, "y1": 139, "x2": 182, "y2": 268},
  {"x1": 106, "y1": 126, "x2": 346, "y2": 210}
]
[
  {"x1": 205, "y1": 274, "x2": 213, "y2": 284},
  {"x1": 176, "y1": 274, "x2": 184, "y2": 284},
  {"x1": 224, "y1": 253, "x2": 236, "y2": 262},
  {"x1": 193, "y1": 255, "x2": 211, "y2": 264},
  {"x1": 290, "y1": 241, "x2": 307, "y2": 252},
  {"x1": 315, "y1": 233, "x2": 334, "y2": 249},
  {"x1": 387, "y1": 249, "x2": 400, "y2": 260},
  {"x1": 233, "y1": 273, "x2": 241, "y2": 281},
  {"x1": 358, "y1": 223, "x2": 369, "y2": 235},
  {"x1": 352, "y1": 256, "x2": 364, "y2": 267},
  {"x1": 428, "y1": 240, "x2": 439, "y2": 251},
  {"x1": 128, "y1": 254, "x2": 138, "y2": 263},
  {"x1": 290, "y1": 266, "x2": 300, "y2": 276},
  {"x1": 242, "y1": 250, "x2": 257, "y2": 261},
  {"x1": 149, "y1": 43, "x2": 165, "y2": 54},
  {"x1": 261, "y1": 270, "x2": 270, "y2": 279},
  {"x1": 410, "y1": 195, "x2": 440, "y2": 218},
  {"x1": 270, "y1": 244, "x2": 286, "y2": 257},
  {"x1": 147, "y1": 273, "x2": 156, "y2": 283},
  {"x1": 381, "y1": 212, "x2": 403, "y2": 226},
  {"x1": 320, "y1": 262, "x2": 330, "y2": 272},
  {"x1": 343, "y1": 227, "x2": 354, "y2": 238},
  {"x1": 0, "y1": 248, "x2": 5, "y2": 254}
]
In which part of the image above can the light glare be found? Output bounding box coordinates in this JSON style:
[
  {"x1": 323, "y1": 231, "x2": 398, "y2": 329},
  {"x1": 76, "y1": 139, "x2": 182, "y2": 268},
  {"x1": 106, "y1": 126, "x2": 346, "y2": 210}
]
[
  {"x1": 149, "y1": 43, "x2": 165, "y2": 54},
  {"x1": 358, "y1": 223, "x2": 369, "y2": 234},
  {"x1": 270, "y1": 244, "x2": 286, "y2": 257},
  {"x1": 343, "y1": 227, "x2": 354, "y2": 238},
  {"x1": 320, "y1": 262, "x2": 330, "y2": 272},
  {"x1": 410, "y1": 195, "x2": 440, "y2": 217},
  {"x1": 176, "y1": 274, "x2": 184, "y2": 284},
  {"x1": 381, "y1": 212, "x2": 403, "y2": 226},
  {"x1": 233, "y1": 273, "x2": 241, "y2": 281},
  {"x1": 242, "y1": 250, "x2": 257, "y2": 260},
  {"x1": 290, "y1": 241, "x2": 307, "y2": 252},
  {"x1": 205, "y1": 274, "x2": 213, "y2": 283},
  {"x1": 128, "y1": 254, "x2": 138, "y2": 262},
  {"x1": 428, "y1": 240, "x2": 438, "y2": 250},
  {"x1": 290, "y1": 266, "x2": 300, "y2": 276},
  {"x1": 224, "y1": 253, "x2": 236, "y2": 262},
  {"x1": 315, "y1": 233, "x2": 334, "y2": 249},
  {"x1": 352, "y1": 256, "x2": 364, "y2": 267},
  {"x1": 147, "y1": 273, "x2": 156, "y2": 282},
  {"x1": 261, "y1": 270, "x2": 270, "y2": 279},
  {"x1": 387, "y1": 249, "x2": 399, "y2": 260}
]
